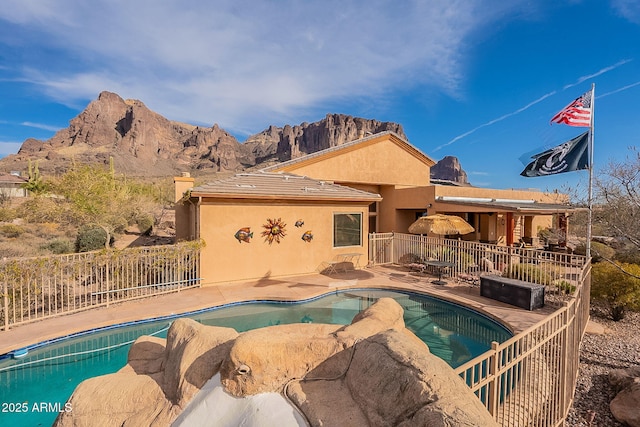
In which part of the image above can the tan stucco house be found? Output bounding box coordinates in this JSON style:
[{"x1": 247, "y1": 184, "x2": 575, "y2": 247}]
[
  {"x1": 0, "y1": 172, "x2": 28, "y2": 198},
  {"x1": 175, "y1": 172, "x2": 381, "y2": 284},
  {"x1": 175, "y1": 131, "x2": 573, "y2": 285}
]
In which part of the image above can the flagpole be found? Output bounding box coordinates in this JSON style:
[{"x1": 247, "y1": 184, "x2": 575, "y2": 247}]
[{"x1": 586, "y1": 83, "x2": 595, "y2": 259}]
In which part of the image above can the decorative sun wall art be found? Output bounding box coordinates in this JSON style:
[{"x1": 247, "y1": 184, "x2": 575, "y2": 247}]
[{"x1": 262, "y1": 218, "x2": 287, "y2": 244}]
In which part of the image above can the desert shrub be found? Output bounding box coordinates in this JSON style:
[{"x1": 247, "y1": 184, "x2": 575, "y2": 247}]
[
  {"x1": 573, "y1": 241, "x2": 616, "y2": 263},
  {"x1": 0, "y1": 223, "x2": 25, "y2": 238},
  {"x1": 615, "y1": 248, "x2": 640, "y2": 265},
  {"x1": 591, "y1": 261, "x2": 640, "y2": 321},
  {"x1": 30, "y1": 222, "x2": 62, "y2": 238},
  {"x1": 75, "y1": 226, "x2": 114, "y2": 252},
  {"x1": 42, "y1": 238, "x2": 74, "y2": 254},
  {"x1": 0, "y1": 207, "x2": 16, "y2": 222},
  {"x1": 553, "y1": 279, "x2": 576, "y2": 295},
  {"x1": 135, "y1": 215, "x2": 155, "y2": 236},
  {"x1": 502, "y1": 263, "x2": 553, "y2": 285},
  {"x1": 15, "y1": 197, "x2": 80, "y2": 225},
  {"x1": 399, "y1": 253, "x2": 421, "y2": 264},
  {"x1": 451, "y1": 250, "x2": 475, "y2": 271},
  {"x1": 0, "y1": 240, "x2": 35, "y2": 258}
]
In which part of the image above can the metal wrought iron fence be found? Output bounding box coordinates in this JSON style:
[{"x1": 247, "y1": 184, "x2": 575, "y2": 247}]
[
  {"x1": 0, "y1": 241, "x2": 202, "y2": 330},
  {"x1": 368, "y1": 232, "x2": 591, "y2": 426},
  {"x1": 370, "y1": 232, "x2": 587, "y2": 299}
]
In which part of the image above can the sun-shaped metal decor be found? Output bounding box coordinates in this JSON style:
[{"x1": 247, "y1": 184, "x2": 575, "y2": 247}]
[{"x1": 261, "y1": 217, "x2": 287, "y2": 244}]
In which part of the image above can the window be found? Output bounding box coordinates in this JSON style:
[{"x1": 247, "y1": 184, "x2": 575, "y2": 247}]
[{"x1": 333, "y1": 213, "x2": 362, "y2": 247}]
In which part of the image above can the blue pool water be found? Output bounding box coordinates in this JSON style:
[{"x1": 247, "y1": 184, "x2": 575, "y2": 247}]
[{"x1": 0, "y1": 289, "x2": 511, "y2": 426}]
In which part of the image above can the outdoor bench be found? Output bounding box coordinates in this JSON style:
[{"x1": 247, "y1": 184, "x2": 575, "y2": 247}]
[{"x1": 480, "y1": 274, "x2": 545, "y2": 310}]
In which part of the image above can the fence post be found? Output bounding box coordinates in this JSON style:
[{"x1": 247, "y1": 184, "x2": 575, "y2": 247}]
[
  {"x1": 105, "y1": 256, "x2": 110, "y2": 308},
  {"x1": 3, "y1": 281, "x2": 8, "y2": 331},
  {"x1": 487, "y1": 341, "x2": 500, "y2": 418},
  {"x1": 559, "y1": 303, "x2": 571, "y2": 421},
  {"x1": 391, "y1": 232, "x2": 395, "y2": 264}
]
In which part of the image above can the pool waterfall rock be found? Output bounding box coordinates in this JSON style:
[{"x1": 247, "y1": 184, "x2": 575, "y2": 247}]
[{"x1": 54, "y1": 297, "x2": 498, "y2": 427}]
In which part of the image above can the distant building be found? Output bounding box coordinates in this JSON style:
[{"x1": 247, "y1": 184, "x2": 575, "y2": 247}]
[{"x1": 0, "y1": 172, "x2": 28, "y2": 198}]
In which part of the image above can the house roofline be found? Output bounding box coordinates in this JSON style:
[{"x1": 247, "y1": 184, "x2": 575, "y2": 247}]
[{"x1": 261, "y1": 131, "x2": 436, "y2": 173}]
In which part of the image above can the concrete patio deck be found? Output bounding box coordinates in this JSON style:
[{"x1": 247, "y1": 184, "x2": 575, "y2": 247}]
[{"x1": 0, "y1": 265, "x2": 559, "y2": 356}]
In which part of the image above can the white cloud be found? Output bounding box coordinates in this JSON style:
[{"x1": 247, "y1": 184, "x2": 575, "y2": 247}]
[
  {"x1": 21, "y1": 121, "x2": 62, "y2": 132},
  {"x1": 0, "y1": 0, "x2": 526, "y2": 134},
  {"x1": 598, "y1": 80, "x2": 640, "y2": 98},
  {"x1": 611, "y1": 0, "x2": 640, "y2": 24}
]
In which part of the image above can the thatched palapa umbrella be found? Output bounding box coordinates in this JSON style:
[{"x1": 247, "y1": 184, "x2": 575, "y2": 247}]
[{"x1": 408, "y1": 214, "x2": 474, "y2": 236}]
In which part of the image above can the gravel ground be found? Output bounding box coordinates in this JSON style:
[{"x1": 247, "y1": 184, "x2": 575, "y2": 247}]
[{"x1": 566, "y1": 308, "x2": 640, "y2": 427}]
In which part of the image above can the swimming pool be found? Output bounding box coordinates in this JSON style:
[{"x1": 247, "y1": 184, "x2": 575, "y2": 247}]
[{"x1": 0, "y1": 289, "x2": 511, "y2": 426}]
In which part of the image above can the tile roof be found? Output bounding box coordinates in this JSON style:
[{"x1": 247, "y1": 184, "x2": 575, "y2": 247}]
[
  {"x1": 260, "y1": 131, "x2": 434, "y2": 172},
  {"x1": 0, "y1": 173, "x2": 28, "y2": 184},
  {"x1": 190, "y1": 172, "x2": 382, "y2": 201}
]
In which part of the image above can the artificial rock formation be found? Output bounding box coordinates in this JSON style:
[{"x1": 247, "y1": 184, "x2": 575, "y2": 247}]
[
  {"x1": 609, "y1": 366, "x2": 640, "y2": 427},
  {"x1": 54, "y1": 320, "x2": 239, "y2": 427},
  {"x1": 54, "y1": 298, "x2": 497, "y2": 427}
]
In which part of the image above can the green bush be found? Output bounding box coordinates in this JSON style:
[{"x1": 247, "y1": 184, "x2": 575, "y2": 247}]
[
  {"x1": 0, "y1": 223, "x2": 25, "y2": 238},
  {"x1": 135, "y1": 215, "x2": 154, "y2": 236},
  {"x1": 0, "y1": 207, "x2": 16, "y2": 222},
  {"x1": 42, "y1": 238, "x2": 74, "y2": 254},
  {"x1": 573, "y1": 241, "x2": 616, "y2": 263},
  {"x1": 75, "y1": 226, "x2": 114, "y2": 252},
  {"x1": 503, "y1": 263, "x2": 553, "y2": 285},
  {"x1": 592, "y1": 261, "x2": 640, "y2": 321},
  {"x1": 553, "y1": 279, "x2": 576, "y2": 295},
  {"x1": 615, "y1": 248, "x2": 640, "y2": 265}
]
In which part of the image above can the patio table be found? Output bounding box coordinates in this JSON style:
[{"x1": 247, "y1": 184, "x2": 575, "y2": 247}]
[{"x1": 423, "y1": 260, "x2": 455, "y2": 285}]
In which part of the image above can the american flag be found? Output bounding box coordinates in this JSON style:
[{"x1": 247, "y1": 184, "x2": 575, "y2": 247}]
[{"x1": 550, "y1": 90, "x2": 592, "y2": 127}]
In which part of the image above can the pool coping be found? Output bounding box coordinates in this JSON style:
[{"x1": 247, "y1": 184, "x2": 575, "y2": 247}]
[{"x1": 0, "y1": 266, "x2": 558, "y2": 358}]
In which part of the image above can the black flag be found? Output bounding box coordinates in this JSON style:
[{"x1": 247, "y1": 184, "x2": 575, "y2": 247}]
[{"x1": 520, "y1": 131, "x2": 590, "y2": 177}]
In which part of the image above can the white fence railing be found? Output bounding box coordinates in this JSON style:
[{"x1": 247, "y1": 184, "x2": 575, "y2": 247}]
[
  {"x1": 369, "y1": 232, "x2": 591, "y2": 427},
  {"x1": 0, "y1": 241, "x2": 202, "y2": 330}
]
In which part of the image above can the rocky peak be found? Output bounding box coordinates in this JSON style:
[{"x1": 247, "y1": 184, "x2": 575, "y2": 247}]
[
  {"x1": 430, "y1": 155, "x2": 470, "y2": 185},
  {"x1": 2, "y1": 92, "x2": 465, "y2": 179},
  {"x1": 244, "y1": 113, "x2": 406, "y2": 163}
]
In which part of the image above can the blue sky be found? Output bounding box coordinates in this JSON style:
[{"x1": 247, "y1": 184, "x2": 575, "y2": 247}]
[{"x1": 1, "y1": 1, "x2": 639, "y2": 194}]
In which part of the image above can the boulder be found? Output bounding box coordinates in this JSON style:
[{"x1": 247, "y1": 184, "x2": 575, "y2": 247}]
[
  {"x1": 162, "y1": 318, "x2": 238, "y2": 406},
  {"x1": 611, "y1": 382, "x2": 640, "y2": 427},
  {"x1": 287, "y1": 329, "x2": 497, "y2": 427},
  {"x1": 333, "y1": 296, "x2": 407, "y2": 346},
  {"x1": 122, "y1": 335, "x2": 166, "y2": 375},
  {"x1": 221, "y1": 323, "x2": 342, "y2": 396},
  {"x1": 610, "y1": 367, "x2": 640, "y2": 427},
  {"x1": 54, "y1": 319, "x2": 238, "y2": 427},
  {"x1": 54, "y1": 372, "x2": 169, "y2": 427}
]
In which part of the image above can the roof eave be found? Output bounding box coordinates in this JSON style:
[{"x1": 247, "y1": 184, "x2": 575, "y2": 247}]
[{"x1": 189, "y1": 192, "x2": 382, "y2": 203}]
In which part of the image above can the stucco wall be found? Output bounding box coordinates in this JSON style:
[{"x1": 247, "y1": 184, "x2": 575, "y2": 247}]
[
  {"x1": 197, "y1": 199, "x2": 370, "y2": 285},
  {"x1": 0, "y1": 184, "x2": 28, "y2": 198},
  {"x1": 273, "y1": 136, "x2": 432, "y2": 186}
]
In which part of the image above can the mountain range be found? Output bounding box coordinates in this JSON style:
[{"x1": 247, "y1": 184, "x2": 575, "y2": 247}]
[{"x1": 0, "y1": 91, "x2": 469, "y2": 184}]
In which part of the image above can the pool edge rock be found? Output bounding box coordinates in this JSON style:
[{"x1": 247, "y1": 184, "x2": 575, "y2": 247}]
[{"x1": 54, "y1": 298, "x2": 497, "y2": 427}]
